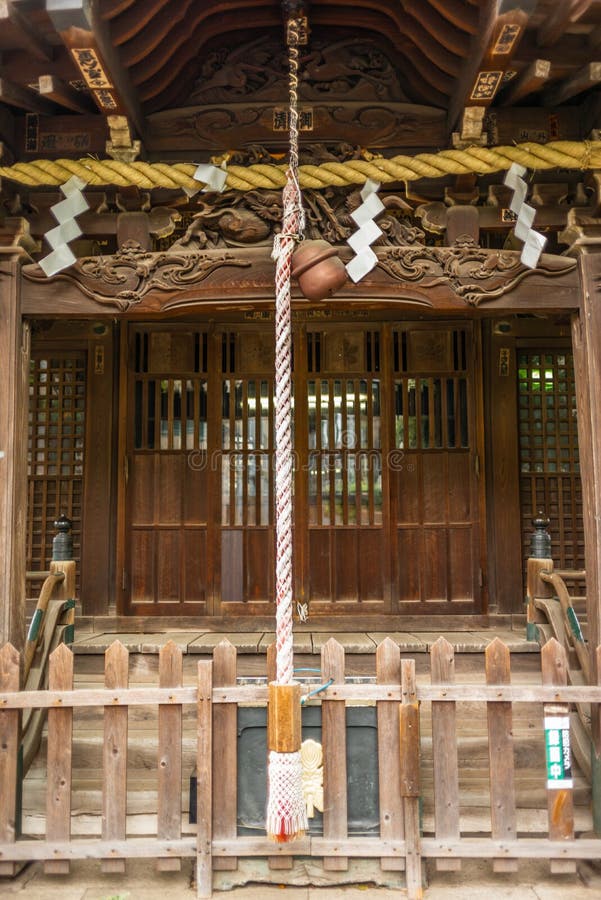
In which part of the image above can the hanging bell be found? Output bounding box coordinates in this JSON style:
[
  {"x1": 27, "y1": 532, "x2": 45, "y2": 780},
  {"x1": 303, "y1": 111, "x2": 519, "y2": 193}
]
[{"x1": 291, "y1": 239, "x2": 347, "y2": 301}]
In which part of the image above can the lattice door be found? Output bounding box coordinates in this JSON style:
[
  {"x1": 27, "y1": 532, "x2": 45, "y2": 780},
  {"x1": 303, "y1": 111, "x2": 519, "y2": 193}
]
[
  {"x1": 27, "y1": 352, "x2": 86, "y2": 587},
  {"x1": 517, "y1": 348, "x2": 583, "y2": 570}
]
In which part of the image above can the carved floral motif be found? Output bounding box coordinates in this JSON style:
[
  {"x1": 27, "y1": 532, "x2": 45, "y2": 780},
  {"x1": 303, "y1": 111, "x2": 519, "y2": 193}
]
[
  {"x1": 376, "y1": 239, "x2": 577, "y2": 306},
  {"x1": 23, "y1": 240, "x2": 252, "y2": 311}
]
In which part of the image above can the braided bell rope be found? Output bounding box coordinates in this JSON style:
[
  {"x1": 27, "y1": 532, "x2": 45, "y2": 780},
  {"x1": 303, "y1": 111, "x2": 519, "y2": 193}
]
[
  {"x1": 2, "y1": 141, "x2": 601, "y2": 190},
  {"x1": 272, "y1": 17, "x2": 304, "y2": 687}
]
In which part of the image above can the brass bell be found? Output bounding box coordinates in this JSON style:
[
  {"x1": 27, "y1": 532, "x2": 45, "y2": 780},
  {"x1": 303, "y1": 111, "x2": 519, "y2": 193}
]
[{"x1": 291, "y1": 239, "x2": 347, "y2": 301}]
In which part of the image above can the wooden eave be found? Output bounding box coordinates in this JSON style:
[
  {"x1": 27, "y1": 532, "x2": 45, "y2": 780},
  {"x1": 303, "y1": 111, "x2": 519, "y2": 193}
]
[{"x1": 20, "y1": 245, "x2": 579, "y2": 318}]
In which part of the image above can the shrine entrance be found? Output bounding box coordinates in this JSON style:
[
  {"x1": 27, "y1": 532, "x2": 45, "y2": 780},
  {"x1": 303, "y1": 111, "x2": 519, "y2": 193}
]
[{"x1": 120, "y1": 318, "x2": 483, "y2": 617}]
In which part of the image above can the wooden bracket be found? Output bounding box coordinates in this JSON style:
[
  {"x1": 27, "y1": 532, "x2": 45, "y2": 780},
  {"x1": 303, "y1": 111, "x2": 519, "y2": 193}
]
[{"x1": 106, "y1": 115, "x2": 140, "y2": 162}]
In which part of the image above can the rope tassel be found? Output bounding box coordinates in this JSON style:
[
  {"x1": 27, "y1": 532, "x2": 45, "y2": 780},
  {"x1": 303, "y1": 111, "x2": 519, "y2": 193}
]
[{"x1": 266, "y1": 683, "x2": 308, "y2": 842}]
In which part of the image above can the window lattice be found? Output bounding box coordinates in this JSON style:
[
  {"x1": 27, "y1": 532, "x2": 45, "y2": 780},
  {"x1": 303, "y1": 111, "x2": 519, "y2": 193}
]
[
  {"x1": 27, "y1": 354, "x2": 86, "y2": 580},
  {"x1": 518, "y1": 349, "x2": 583, "y2": 571}
]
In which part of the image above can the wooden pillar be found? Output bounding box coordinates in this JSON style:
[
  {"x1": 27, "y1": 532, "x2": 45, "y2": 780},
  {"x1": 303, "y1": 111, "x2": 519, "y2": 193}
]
[
  {"x1": 572, "y1": 249, "x2": 601, "y2": 832},
  {"x1": 0, "y1": 248, "x2": 29, "y2": 650}
]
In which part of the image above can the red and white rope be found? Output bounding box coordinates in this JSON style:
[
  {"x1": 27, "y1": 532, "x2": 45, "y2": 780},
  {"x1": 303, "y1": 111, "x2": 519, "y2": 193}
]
[
  {"x1": 273, "y1": 177, "x2": 298, "y2": 685},
  {"x1": 272, "y1": 15, "x2": 304, "y2": 685}
]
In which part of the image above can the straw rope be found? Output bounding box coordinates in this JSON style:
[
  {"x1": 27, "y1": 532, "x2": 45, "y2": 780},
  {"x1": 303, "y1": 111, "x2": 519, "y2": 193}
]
[{"x1": 1, "y1": 141, "x2": 600, "y2": 190}]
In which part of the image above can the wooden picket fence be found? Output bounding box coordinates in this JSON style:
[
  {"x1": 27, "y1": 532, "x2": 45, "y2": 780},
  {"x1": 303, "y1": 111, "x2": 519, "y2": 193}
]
[{"x1": 2, "y1": 635, "x2": 601, "y2": 898}]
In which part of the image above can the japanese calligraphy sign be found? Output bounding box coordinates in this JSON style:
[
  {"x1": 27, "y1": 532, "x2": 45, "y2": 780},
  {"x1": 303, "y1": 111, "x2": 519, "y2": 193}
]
[{"x1": 544, "y1": 713, "x2": 573, "y2": 790}]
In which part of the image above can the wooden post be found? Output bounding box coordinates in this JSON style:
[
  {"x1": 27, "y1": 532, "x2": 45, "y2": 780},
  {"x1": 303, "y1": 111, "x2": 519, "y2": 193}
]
[
  {"x1": 526, "y1": 513, "x2": 554, "y2": 640},
  {"x1": 541, "y1": 639, "x2": 575, "y2": 874},
  {"x1": 45, "y1": 643, "x2": 73, "y2": 874},
  {"x1": 376, "y1": 637, "x2": 404, "y2": 872},
  {"x1": 485, "y1": 638, "x2": 517, "y2": 872},
  {"x1": 0, "y1": 247, "x2": 29, "y2": 650},
  {"x1": 400, "y1": 658, "x2": 423, "y2": 900},
  {"x1": 102, "y1": 640, "x2": 129, "y2": 874},
  {"x1": 0, "y1": 643, "x2": 20, "y2": 876},
  {"x1": 157, "y1": 641, "x2": 183, "y2": 872},
  {"x1": 212, "y1": 640, "x2": 237, "y2": 872},
  {"x1": 49, "y1": 514, "x2": 76, "y2": 643},
  {"x1": 430, "y1": 637, "x2": 460, "y2": 872},
  {"x1": 321, "y1": 637, "x2": 348, "y2": 872},
  {"x1": 197, "y1": 660, "x2": 213, "y2": 899},
  {"x1": 572, "y1": 249, "x2": 601, "y2": 834}
]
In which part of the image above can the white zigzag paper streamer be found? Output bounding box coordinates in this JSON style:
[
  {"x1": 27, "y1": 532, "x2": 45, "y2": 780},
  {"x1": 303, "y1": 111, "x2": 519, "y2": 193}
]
[
  {"x1": 345, "y1": 178, "x2": 385, "y2": 283},
  {"x1": 504, "y1": 163, "x2": 547, "y2": 268},
  {"x1": 184, "y1": 162, "x2": 228, "y2": 198},
  {"x1": 39, "y1": 175, "x2": 89, "y2": 277}
]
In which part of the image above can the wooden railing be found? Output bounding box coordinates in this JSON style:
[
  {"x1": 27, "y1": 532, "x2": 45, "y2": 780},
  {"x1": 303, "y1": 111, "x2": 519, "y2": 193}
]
[{"x1": 1, "y1": 636, "x2": 601, "y2": 898}]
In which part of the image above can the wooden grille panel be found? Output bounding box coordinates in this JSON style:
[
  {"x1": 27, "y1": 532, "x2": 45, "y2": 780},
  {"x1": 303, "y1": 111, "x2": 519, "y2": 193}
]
[
  {"x1": 518, "y1": 349, "x2": 583, "y2": 571},
  {"x1": 27, "y1": 353, "x2": 86, "y2": 584}
]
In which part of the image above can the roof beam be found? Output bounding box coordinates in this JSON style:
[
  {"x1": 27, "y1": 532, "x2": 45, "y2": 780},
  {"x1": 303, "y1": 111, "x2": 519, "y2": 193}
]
[
  {"x1": 545, "y1": 61, "x2": 601, "y2": 106},
  {"x1": 538, "y1": 0, "x2": 593, "y2": 49},
  {"x1": 46, "y1": 0, "x2": 146, "y2": 141},
  {"x1": 0, "y1": 77, "x2": 59, "y2": 115},
  {"x1": 447, "y1": 1, "x2": 534, "y2": 139},
  {"x1": 499, "y1": 58, "x2": 551, "y2": 105},
  {"x1": 38, "y1": 74, "x2": 96, "y2": 114},
  {"x1": 0, "y1": 0, "x2": 53, "y2": 62}
]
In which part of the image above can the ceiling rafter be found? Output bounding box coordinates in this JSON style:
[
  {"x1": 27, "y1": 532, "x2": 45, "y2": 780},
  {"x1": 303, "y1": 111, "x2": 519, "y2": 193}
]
[
  {"x1": 427, "y1": 0, "x2": 479, "y2": 35},
  {"x1": 0, "y1": 0, "x2": 53, "y2": 62},
  {"x1": 499, "y1": 58, "x2": 551, "y2": 106},
  {"x1": 447, "y1": 1, "x2": 533, "y2": 139},
  {"x1": 46, "y1": 0, "x2": 146, "y2": 143},
  {"x1": 538, "y1": 0, "x2": 593, "y2": 48},
  {"x1": 400, "y1": 0, "x2": 470, "y2": 57}
]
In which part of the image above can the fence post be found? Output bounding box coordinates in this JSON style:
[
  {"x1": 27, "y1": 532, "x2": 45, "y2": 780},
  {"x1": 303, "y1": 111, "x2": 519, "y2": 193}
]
[
  {"x1": 45, "y1": 643, "x2": 73, "y2": 874},
  {"x1": 0, "y1": 643, "x2": 20, "y2": 876},
  {"x1": 322, "y1": 637, "x2": 348, "y2": 872},
  {"x1": 197, "y1": 659, "x2": 213, "y2": 899},
  {"x1": 430, "y1": 637, "x2": 460, "y2": 872},
  {"x1": 212, "y1": 640, "x2": 238, "y2": 872},
  {"x1": 400, "y1": 658, "x2": 422, "y2": 900},
  {"x1": 157, "y1": 641, "x2": 183, "y2": 872},
  {"x1": 526, "y1": 512, "x2": 554, "y2": 641},
  {"x1": 376, "y1": 637, "x2": 404, "y2": 872},
  {"x1": 485, "y1": 638, "x2": 517, "y2": 872},
  {"x1": 102, "y1": 640, "x2": 129, "y2": 874},
  {"x1": 49, "y1": 514, "x2": 76, "y2": 644},
  {"x1": 541, "y1": 638, "x2": 576, "y2": 874}
]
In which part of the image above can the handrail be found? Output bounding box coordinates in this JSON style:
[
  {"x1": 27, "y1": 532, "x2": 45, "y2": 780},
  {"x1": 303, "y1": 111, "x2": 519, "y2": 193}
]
[
  {"x1": 539, "y1": 569, "x2": 590, "y2": 682},
  {"x1": 23, "y1": 572, "x2": 65, "y2": 682}
]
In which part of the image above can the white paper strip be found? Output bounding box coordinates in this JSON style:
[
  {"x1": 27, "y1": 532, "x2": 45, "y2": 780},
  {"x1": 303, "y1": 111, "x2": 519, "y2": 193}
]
[
  {"x1": 346, "y1": 181, "x2": 384, "y2": 283},
  {"x1": 504, "y1": 163, "x2": 545, "y2": 268},
  {"x1": 194, "y1": 162, "x2": 228, "y2": 193},
  {"x1": 39, "y1": 176, "x2": 89, "y2": 276},
  {"x1": 39, "y1": 244, "x2": 77, "y2": 277}
]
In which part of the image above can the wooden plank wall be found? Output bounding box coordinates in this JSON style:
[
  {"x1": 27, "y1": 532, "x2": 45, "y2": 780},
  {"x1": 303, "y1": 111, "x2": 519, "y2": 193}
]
[{"x1": 0, "y1": 637, "x2": 601, "y2": 899}]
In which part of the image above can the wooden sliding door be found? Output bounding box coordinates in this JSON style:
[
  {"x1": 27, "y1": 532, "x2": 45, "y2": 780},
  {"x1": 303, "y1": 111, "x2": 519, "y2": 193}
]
[{"x1": 120, "y1": 320, "x2": 483, "y2": 617}]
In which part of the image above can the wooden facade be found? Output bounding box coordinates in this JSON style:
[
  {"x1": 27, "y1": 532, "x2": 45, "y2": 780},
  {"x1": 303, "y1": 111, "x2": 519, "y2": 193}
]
[{"x1": 0, "y1": 0, "x2": 600, "y2": 643}]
